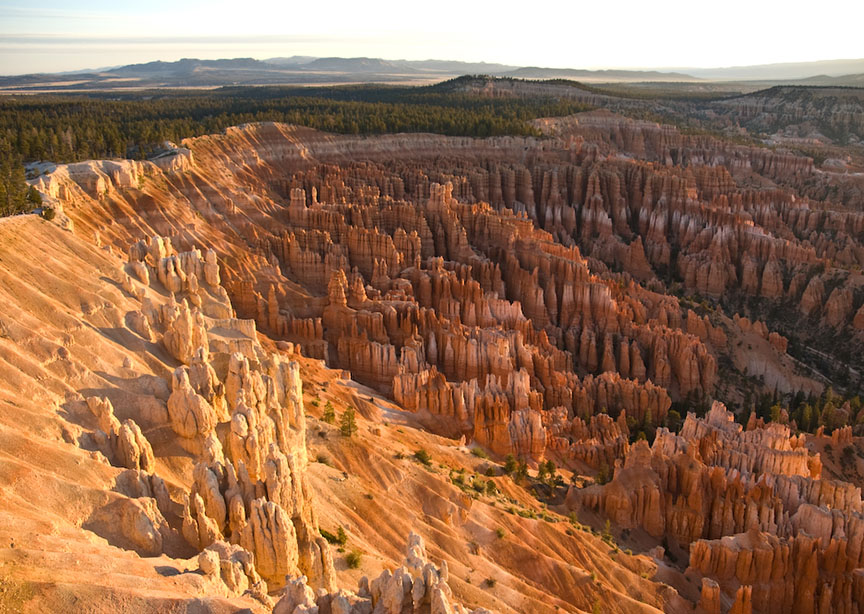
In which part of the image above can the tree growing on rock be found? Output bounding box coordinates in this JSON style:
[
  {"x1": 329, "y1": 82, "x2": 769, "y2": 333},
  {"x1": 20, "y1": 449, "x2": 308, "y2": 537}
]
[
  {"x1": 340, "y1": 406, "x2": 357, "y2": 437},
  {"x1": 538, "y1": 459, "x2": 557, "y2": 485},
  {"x1": 26, "y1": 185, "x2": 41, "y2": 206},
  {"x1": 513, "y1": 458, "x2": 529, "y2": 483},
  {"x1": 322, "y1": 401, "x2": 335, "y2": 424},
  {"x1": 0, "y1": 140, "x2": 29, "y2": 217},
  {"x1": 596, "y1": 462, "x2": 611, "y2": 485},
  {"x1": 503, "y1": 454, "x2": 518, "y2": 475}
]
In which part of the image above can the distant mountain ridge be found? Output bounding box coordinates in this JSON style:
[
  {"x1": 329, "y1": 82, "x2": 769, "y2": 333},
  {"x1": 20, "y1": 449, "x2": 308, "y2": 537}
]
[
  {"x1": 298, "y1": 57, "x2": 417, "y2": 73},
  {"x1": 504, "y1": 66, "x2": 698, "y2": 81},
  {"x1": 107, "y1": 57, "x2": 268, "y2": 76},
  {"x1": 1, "y1": 55, "x2": 863, "y2": 92},
  {"x1": 677, "y1": 58, "x2": 864, "y2": 81}
]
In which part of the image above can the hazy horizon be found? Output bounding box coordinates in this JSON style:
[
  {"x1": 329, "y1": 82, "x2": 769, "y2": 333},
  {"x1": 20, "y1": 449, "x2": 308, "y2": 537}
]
[
  {"x1": 3, "y1": 44, "x2": 864, "y2": 77},
  {"x1": 2, "y1": 0, "x2": 863, "y2": 76}
]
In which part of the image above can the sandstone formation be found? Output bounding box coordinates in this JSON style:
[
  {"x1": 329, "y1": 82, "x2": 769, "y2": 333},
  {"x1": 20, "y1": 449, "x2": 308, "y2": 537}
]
[
  {"x1": 38, "y1": 116, "x2": 864, "y2": 479},
  {"x1": 86, "y1": 395, "x2": 156, "y2": 473},
  {"x1": 12, "y1": 105, "x2": 864, "y2": 614},
  {"x1": 570, "y1": 401, "x2": 864, "y2": 613},
  {"x1": 16, "y1": 224, "x2": 335, "y2": 594},
  {"x1": 123, "y1": 239, "x2": 338, "y2": 589},
  {"x1": 274, "y1": 532, "x2": 491, "y2": 614}
]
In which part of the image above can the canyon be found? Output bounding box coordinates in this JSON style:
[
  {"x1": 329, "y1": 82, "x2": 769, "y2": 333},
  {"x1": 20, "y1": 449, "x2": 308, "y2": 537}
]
[{"x1": 4, "y1": 102, "x2": 864, "y2": 614}]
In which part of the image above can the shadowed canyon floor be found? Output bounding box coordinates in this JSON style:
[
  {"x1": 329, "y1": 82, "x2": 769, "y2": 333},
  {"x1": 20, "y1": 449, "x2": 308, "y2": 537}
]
[{"x1": 4, "y1": 111, "x2": 864, "y2": 613}]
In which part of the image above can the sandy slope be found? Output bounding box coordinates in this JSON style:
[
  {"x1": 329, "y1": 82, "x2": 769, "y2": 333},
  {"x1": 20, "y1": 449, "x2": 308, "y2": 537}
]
[
  {"x1": 0, "y1": 216, "x2": 265, "y2": 613},
  {"x1": 0, "y1": 214, "x2": 681, "y2": 613}
]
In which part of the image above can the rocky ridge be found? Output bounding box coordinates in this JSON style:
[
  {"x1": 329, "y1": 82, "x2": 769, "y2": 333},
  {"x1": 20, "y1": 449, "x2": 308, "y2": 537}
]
[
  {"x1": 571, "y1": 401, "x2": 864, "y2": 613},
  {"x1": 10, "y1": 111, "x2": 864, "y2": 613},
  {"x1": 0, "y1": 214, "x2": 668, "y2": 613}
]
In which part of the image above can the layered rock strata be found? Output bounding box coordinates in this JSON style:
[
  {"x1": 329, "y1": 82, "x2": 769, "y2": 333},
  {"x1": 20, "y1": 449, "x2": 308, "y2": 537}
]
[{"x1": 571, "y1": 401, "x2": 864, "y2": 613}]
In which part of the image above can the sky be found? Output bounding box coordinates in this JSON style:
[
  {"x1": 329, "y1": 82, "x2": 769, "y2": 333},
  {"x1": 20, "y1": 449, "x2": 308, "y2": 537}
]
[{"x1": 1, "y1": 0, "x2": 863, "y2": 75}]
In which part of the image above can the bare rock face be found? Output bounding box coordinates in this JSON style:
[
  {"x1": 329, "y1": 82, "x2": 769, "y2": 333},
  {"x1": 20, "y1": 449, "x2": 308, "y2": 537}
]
[
  {"x1": 760, "y1": 257, "x2": 784, "y2": 299},
  {"x1": 853, "y1": 303, "x2": 864, "y2": 330},
  {"x1": 34, "y1": 116, "x2": 864, "y2": 612},
  {"x1": 698, "y1": 577, "x2": 722, "y2": 614},
  {"x1": 161, "y1": 299, "x2": 208, "y2": 364},
  {"x1": 85, "y1": 396, "x2": 155, "y2": 473},
  {"x1": 274, "y1": 532, "x2": 493, "y2": 614},
  {"x1": 129, "y1": 238, "x2": 221, "y2": 297},
  {"x1": 182, "y1": 492, "x2": 221, "y2": 550},
  {"x1": 167, "y1": 366, "x2": 219, "y2": 443},
  {"x1": 113, "y1": 237, "x2": 339, "y2": 592},
  {"x1": 570, "y1": 402, "x2": 825, "y2": 541},
  {"x1": 192, "y1": 540, "x2": 272, "y2": 607},
  {"x1": 507, "y1": 408, "x2": 546, "y2": 459},
  {"x1": 204, "y1": 248, "x2": 221, "y2": 286},
  {"x1": 546, "y1": 410, "x2": 630, "y2": 469},
  {"x1": 86, "y1": 496, "x2": 172, "y2": 558},
  {"x1": 122, "y1": 118, "x2": 849, "y2": 479},
  {"x1": 113, "y1": 498, "x2": 170, "y2": 556},
  {"x1": 800, "y1": 275, "x2": 825, "y2": 316},
  {"x1": 188, "y1": 346, "x2": 229, "y2": 421},
  {"x1": 115, "y1": 419, "x2": 156, "y2": 473},
  {"x1": 567, "y1": 400, "x2": 864, "y2": 612},
  {"x1": 729, "y1": 586, "x2": 753, "y2": 614},
  {"x1": 179, "y1": 416, "x2": 329, "y2": 590},
  {"x1": 87, "y1": 396, "x2": 122, "y2": 438},
  {"x1": 169, "y1": 168, "x2": 737, "y2": 462},
  {"x1": 272, "y1": 576, "x2": 318, "y2": 614},
  {"x1": 234, "y1": 498, "x2": 300, "y2": 584},
  {"x1": 825, "y1": 287, "x2": 853, "y2": 328}
]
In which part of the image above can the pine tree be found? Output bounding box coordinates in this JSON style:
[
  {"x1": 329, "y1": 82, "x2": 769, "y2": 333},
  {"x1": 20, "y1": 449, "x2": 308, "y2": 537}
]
[
  {"x1": 322, "y1": 401, "x2": 335, "y2": 424},
  {"x1": 542, "y1": 460, "x2": 557, "y2": 484},
  {"x1": 503, "y1": 454, "x2": 518, "y2": 475},
  {"x1": 822, "y1": 401, "x2": 837, "y2": 431},
  {"x1": 536, "y1": 462, "x2": 549, "y2": 481},
  {"x1": 596, "y1": 462, "x2": 611, "y2": 485},
  {"x1": 513, "y1": 458, "x2": 529, "y2": 483},
  {"x1": 666, "y1": 409, "x2": 682, "y2": 432},
  {"x1": 26, "y1": 185, "x2": 42, "y2": 206},
  {"x1": 339, "y1": 406, "x2": 357, "y2": 437},
  {"x1": 801, "y1": 403, "x2": 813, "y2": 432},
  {"x1": 0, "y1": 141, "x2": 28, "y2": 217},
  {"x1": 769, "y1": 403, "x2": 783, "y2": 423}
]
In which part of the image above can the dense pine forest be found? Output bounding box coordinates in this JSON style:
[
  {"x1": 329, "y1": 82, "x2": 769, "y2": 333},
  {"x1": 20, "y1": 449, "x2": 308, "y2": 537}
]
[{"x1": 0, "y1": 82, "x2": 592, "y2": 164}]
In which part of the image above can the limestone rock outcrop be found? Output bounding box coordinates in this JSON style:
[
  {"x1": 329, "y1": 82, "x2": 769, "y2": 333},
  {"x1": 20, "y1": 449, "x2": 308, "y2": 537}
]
[
  {"x1": 197, "y1": 540, "x2": 271, "y2": 605},
  {"x1": 58, "y1": 120, "x2": 853, "y2": 481},
  {"x1": 113, "y1": 232, "x2": 338, "y2": 592},
  {"x1": 274, "y1": 532, "x2": 493, "y2": 614},
  {"x1": 86, "y1": 396, "x2": 155, "y2": 473},
  {"x1": 167, "y1": 366, "x2": 219, "y2": 444},
  {"x1": 570, "y1": 401, "x2": 864, "y2": 613},
  {"x1": 31, "y1": 113, "x2": 864, "y2": 613}
]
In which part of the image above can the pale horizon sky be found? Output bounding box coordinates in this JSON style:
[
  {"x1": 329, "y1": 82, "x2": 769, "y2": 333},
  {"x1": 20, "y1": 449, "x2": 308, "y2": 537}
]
[{"x1": 1, "y1": 0, "x2": 863, "y2": 75}]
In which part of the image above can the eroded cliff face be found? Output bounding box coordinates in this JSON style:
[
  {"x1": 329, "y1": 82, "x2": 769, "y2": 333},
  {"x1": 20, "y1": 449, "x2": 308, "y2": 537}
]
[
  {"x1": 273, "y1": 532, "x2": 492, "y2": 614},
  {"x1": 31, "y1": 121, "x2": 738, "y2": 468},
  {"x1": 0, "y1": 215, "x2": 673, "y2": 614},
  {"x1": 66, "y1": 120, "x2": 859, "y2": 420},
  {"x1": 0, "y1": 217, "x2": 343, "y2": 613},
  {"x1": 17, "y1": 114, "x2": 864, "y2": 613},
  {"x1": 570, "y1": 401, "x2": 864, "y2": 614}
]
